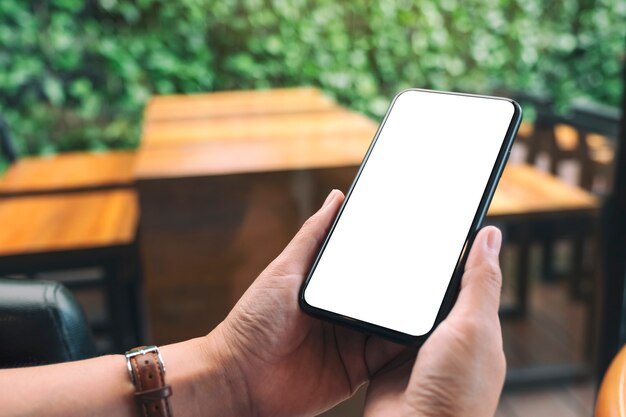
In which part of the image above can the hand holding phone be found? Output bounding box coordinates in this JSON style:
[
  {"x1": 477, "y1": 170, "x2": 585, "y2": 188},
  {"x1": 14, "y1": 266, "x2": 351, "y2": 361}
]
[{"x1": 211, "y1": 190, "x2": 507, "y2": 417}]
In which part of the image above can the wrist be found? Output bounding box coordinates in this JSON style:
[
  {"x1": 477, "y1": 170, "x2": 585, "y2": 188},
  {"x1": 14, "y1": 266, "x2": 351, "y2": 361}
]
[
  {"x1": 200, "y1": 324, "x2": 253, "y2": 417},
  {"x1": 159, "y1": 326, "x2": 251, "y2": 417}
]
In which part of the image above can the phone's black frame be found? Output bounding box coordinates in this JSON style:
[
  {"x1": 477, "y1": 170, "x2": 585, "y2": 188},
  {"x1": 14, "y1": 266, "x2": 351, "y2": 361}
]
[{"x1": 299, "y1": 88, "x2": 522, "y2": 346}]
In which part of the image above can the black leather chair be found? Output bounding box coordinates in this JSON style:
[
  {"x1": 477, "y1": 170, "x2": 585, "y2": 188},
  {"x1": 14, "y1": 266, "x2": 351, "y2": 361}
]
[{"x1": 0, "y1": 278, "x2": 97, "y2": 367}]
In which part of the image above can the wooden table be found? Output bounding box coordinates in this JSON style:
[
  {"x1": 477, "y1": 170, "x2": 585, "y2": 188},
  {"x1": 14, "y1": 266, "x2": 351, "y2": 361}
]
[
  {"x1": 490, "y1": 164, "x2": 598, "y2": 219},
  {"x1": 0, "y1": 151, "x2": 136, "y2": 197},
  {"x1": 489, "y1": 164, "x2": 599, "y2": 318},
  {"x1": 0, "y1": 190, "x2": 142, "y2": 350},
  {"x1": 0, "y1": 190, "x2": 138, "y2": 255},
  {"x1": 135, "y1": 87, "x2": 599, "y2": 344},
  {"x1": 143, "y1": 86, "x2": 337, "y2": 123},
  {"x1": 0, "y1": 149, "x2": 142, "y2": 350}
]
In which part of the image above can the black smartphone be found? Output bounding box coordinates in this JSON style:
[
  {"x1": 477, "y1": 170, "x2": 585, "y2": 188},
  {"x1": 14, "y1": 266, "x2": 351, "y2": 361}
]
[{"x1": 299, "y1": 89, "x2": 522, "y2": 346}]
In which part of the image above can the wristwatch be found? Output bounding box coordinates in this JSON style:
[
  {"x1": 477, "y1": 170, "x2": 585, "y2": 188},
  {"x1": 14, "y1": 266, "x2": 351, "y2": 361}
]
[{"x1": 125, "y1": 345, "x2": 173, "y2": 417}]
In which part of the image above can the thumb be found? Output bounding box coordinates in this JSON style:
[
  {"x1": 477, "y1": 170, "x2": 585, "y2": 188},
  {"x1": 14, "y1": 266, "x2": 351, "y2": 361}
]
[
  {"x1": 450, "y1": 226, "x2": 503, "y2": 318},
  {"x1": 268, "y1": 189, "x2": 344, "y2": 277}
]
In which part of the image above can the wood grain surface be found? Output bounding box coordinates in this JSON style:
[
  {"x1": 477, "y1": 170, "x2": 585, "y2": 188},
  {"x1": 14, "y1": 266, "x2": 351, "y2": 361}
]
[
  {"x1": 144, "y1": 87, "x2": 337, "y2": 122},
  {"x1": 141, "y1": 109, "x2": 376, "y2": 147},
  {"x1": 0, "y1": 189, "x2": 138, "y2": 255},
  {"x1": 0, "y1": 151, "x2": 136, "y2": 196},
  {"x1": 135, "y1": 132, "x2": 377, "y2": 179},
  {"x1": 489, "y1": 164, "x2": 598, "y2": 218}
]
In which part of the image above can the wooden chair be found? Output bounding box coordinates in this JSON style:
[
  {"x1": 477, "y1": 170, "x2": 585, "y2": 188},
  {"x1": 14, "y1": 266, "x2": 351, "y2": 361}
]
[
  {"x1": 524, "y1": 102, "x2": 619, "y2": 194},
  {"x1": 596, "y1": 344, "x2": 626, "y2": 417},
  {"x1": 0, "y1": 190, "x2": 143, "y2": 352},
  {"x1": 0, "y1": 115, "x2": 136, "y2": 198},
  {"x1": 514, "y1": 96, "x2": 617, "y2": 291},
  {"x1": 493, "y1": 93, "x2": 602, "y2": 331},
  {"x1": 547, "y1": 107, "x2": 618, "y2": 298},
  {"x1": 567, "y1": 101, "x2": 620, "y2": 193}
]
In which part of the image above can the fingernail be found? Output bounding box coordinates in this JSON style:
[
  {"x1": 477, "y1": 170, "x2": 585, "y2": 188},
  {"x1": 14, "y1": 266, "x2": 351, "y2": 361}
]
[
  {"x1": 322, "y1": 189, "x2": 338, "y2": 208},
  {"x1": 486, "y1": 227, "x2": 502, "y2": 252}
]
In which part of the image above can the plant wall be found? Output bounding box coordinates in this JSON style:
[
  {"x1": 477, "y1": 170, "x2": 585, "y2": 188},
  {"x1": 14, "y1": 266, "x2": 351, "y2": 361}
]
[{"x1": 0, "y1": 0, "x2": 624, "y2": 159}]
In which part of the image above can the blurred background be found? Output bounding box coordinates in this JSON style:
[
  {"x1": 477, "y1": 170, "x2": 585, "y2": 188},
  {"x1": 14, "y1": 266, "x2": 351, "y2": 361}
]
[
  {"x1": 0, "y1": 1, "x2": 625, "y2": 416},
  {"x1": 1, "y1": 0, "x2": 623, "y2": 161}
]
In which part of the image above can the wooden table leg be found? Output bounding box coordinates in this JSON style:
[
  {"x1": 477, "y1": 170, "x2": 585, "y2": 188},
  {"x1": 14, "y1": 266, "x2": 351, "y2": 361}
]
[
  {"x1": 104, "y1": 256, "x2": 142, "y2": 352},
  {"x1": 138, "y1": 173, "x2": 302, "y2": 345},
  {"x1": 499, "y1": 222, "x2": 531, "y2": 319}
]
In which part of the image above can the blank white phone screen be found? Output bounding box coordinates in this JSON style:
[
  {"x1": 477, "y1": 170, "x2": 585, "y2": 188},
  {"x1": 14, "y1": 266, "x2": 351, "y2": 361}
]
[{"x1": 303, "y1": 90, "x2": 516, "y2": 337}]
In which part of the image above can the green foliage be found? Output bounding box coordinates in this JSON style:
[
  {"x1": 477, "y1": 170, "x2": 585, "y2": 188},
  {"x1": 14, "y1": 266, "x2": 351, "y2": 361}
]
[{"x1": 0, "y1": 0, "x2": 624, "y2": 159}]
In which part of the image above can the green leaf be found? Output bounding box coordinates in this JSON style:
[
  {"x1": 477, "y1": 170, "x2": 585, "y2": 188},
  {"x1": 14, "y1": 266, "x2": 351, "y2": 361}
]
[
  {"x1": 52, "y1": 0, "x2": 84, "y2": 12},
  {"x1": 42, "y1": 76, "x2": 65, "y2": 106}
]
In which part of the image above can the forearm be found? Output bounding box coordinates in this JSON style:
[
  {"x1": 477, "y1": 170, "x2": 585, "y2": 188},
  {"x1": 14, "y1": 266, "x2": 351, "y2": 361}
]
[
  {"x1": 0, "y1": 352, "x2": 135, "y2": 417},
  {"x1": 0, "y1": 331, "x2": 249, "y2": 417}
]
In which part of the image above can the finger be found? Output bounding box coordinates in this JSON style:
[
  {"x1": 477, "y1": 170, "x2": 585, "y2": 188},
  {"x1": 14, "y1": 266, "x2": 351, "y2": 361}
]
[
  {"x1": 450, "y1": 226, "x2": 503, "y2": 318},
  {"x1": 268, "y1": 189, "x2": 345, "y2": 277}
]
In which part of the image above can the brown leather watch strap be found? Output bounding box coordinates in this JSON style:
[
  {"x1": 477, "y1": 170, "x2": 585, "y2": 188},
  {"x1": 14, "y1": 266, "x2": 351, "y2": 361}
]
[{"x1": 126, "y1": 346, "x2": 173, "y2": 417}]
